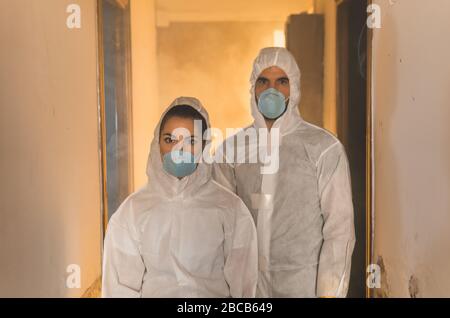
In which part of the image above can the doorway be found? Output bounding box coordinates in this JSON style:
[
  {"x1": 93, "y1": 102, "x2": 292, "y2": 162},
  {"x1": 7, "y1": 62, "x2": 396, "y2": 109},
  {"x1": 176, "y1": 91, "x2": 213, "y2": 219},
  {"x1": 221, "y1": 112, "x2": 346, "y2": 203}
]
[
  {"x1": 98, "y1": 0, "x2": 134, "y2": 232},
  {"x1": 336, "y1": 0, "x2": 369, "y2": 298}
]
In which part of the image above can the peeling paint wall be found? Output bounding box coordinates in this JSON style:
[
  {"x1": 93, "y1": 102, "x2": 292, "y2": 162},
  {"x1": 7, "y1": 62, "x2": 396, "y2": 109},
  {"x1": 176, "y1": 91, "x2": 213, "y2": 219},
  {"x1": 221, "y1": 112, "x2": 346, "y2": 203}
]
[{"x1": 372, "y1": 0, "x2": 450, "y2": 297}]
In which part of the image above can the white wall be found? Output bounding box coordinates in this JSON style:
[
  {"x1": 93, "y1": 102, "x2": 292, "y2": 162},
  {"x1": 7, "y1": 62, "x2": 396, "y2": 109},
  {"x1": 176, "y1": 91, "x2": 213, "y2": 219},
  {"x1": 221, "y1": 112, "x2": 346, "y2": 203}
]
[
  {"x1": 0, "y1": 0, "x2": 102, "y2": 297},
  {"x1": 372, "y1": 0, "x2": 450, "y2": 297}
]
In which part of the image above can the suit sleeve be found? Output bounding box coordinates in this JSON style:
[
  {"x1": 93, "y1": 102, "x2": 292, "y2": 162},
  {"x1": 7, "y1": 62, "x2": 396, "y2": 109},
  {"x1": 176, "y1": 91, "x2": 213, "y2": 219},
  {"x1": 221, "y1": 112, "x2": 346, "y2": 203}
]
[
  {"x1": 212, "y1": 142, "x2": 238, "y2": 194},
  {"x1": 223, "y1": 199, "x2": 259, "y2": 298},
  {"x1": 101, "y1": 215, "x2": 146, "y2": 298},
  {"x1": 316, "y1": 142, "x2": 356, "y2": 298}
]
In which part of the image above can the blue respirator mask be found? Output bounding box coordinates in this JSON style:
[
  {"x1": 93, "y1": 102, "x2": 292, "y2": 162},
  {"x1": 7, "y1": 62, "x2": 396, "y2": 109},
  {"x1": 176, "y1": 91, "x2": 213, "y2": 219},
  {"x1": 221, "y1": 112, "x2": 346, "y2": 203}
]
[
  {"x1": 162, "y1": 150, "x2": 198, "y2": 178},
  {"x1": 257, "y1": 88, "x2": 289, "y2": 120}
]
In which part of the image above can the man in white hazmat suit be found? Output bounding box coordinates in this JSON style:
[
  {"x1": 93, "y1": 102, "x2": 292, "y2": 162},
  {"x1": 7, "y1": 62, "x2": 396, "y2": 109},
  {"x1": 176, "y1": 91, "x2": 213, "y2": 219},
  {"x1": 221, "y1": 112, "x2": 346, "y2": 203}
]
[
  {"x1": 102, "y1": 97, "x2": 258, "y2": 297},
  {"x1": 212, "y1": 48, "x2": 356, "y2": 298}
]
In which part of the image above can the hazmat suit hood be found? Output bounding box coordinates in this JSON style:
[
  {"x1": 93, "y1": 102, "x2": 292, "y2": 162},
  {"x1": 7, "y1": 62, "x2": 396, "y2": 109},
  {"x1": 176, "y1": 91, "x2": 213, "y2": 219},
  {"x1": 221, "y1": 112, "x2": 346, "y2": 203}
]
[
  {"x1": 145, "y1": 96, "x2": 211, "y2": 198},
  {"x1": 250, "y1": 47, "x2": 303, "y2": 136}
]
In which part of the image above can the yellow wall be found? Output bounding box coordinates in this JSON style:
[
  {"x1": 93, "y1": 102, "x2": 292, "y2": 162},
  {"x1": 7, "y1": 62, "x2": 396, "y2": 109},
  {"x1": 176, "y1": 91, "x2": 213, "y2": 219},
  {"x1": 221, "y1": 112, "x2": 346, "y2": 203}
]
[
  {"x1": 129, "y1": 0, "x2": 315, "y2": 187},
  {"x1": 156, "y1": 1, "x2": 314, "y2": 140},
  {"x1": 156, "y1": 0, "x2": 314, "y2": 25},
  {"x1": 130, "y1": 0, "x2": 160, "y2": 190},
  {"x1": 0, "y1": 0, "x2": 102, "y2": 297},
  {"x1": 157, "y1": 21, "x2": 283, "y2": 136},
  {"x1": 314, "y1": 0, "x2": 337, "y2": 135}
]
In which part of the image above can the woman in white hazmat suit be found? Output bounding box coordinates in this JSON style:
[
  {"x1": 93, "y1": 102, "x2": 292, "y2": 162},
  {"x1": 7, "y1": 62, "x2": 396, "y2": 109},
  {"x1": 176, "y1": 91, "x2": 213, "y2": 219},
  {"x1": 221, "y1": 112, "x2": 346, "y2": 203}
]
[
  {"x1": 212, "y1": 48, "x2": 356, "y2": 298},
  {"x1": 102, "y1": 97, "x2": 258, "y2": 298}
]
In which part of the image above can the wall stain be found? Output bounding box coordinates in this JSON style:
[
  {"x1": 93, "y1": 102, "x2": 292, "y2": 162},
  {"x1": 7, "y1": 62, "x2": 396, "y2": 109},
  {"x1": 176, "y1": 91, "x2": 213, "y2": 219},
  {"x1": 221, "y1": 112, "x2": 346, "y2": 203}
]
[
  {"x1": 374, "y1": 255, "x2": 390, "y2": 298},
  {"x1": 409, "y1": 275, "x2": 419, "y2": 298}
]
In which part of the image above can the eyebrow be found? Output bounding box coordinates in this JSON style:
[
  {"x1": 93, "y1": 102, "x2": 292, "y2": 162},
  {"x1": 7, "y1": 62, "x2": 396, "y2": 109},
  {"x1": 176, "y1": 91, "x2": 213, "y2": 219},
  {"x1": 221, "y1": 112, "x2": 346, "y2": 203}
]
[{"x1": 256, "y1": 76, "x2": 289, "y2": 81}]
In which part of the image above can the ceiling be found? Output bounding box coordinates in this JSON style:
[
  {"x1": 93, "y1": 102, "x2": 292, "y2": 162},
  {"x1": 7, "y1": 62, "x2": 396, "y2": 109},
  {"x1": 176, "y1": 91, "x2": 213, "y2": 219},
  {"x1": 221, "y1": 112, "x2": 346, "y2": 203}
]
[{"x1": 155, "y1": 0, "x2": 314, "y2": 27}]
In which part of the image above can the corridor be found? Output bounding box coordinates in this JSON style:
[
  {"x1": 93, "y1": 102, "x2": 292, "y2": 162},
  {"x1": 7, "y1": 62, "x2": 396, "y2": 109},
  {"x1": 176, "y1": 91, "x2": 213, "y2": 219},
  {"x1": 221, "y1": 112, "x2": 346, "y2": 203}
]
[{"x1": 0, "y1": 0, "x2": 449, "y2": 298}]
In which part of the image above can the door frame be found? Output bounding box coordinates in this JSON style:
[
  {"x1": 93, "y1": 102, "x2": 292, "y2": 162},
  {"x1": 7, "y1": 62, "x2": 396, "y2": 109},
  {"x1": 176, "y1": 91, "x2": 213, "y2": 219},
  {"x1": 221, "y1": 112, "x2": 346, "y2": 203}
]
[
  {"x1": 336, "y1": 0, "x2": 374, "y2": 298},
  {"x1": 96, "y1": 0, "x2": 135, "y2": 240},
  {"x1": 365, "y1": 0, "x2": 375, "y2": 299}
]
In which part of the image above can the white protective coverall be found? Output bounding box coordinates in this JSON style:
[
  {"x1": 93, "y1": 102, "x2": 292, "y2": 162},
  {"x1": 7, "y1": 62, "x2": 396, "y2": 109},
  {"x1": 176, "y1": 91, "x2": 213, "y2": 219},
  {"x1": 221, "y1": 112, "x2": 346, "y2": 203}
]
[
  {"x1": 102, "y1": 97, "x2": 258, "y2": 298},
  {"x1": 212, "y1": 48, "x2": 356, "y2": 298}
]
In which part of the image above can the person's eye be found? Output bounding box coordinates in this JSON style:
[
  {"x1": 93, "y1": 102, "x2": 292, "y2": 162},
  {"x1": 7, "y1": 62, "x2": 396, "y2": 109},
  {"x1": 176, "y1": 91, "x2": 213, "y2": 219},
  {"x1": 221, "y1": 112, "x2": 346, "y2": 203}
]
[
  {"x1": 256, "y1": 78, "x2": 268, "y2": 86},
  {"x1": 279, "y1": 78, "x2": 289, "y2": 86},
  {"x1": 164, "y1": 137, "x2": 175, "y2": 144}
]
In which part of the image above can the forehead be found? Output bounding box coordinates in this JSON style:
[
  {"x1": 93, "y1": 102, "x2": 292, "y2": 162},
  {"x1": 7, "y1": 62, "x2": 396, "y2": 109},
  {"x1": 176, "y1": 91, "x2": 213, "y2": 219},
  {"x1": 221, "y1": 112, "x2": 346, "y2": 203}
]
[
  {"x1": 160, "y1": 116, "x2": 195, "y2": 134},
  {"x1": 258, "y1": 66, "x2": 288, "y2": 78}
]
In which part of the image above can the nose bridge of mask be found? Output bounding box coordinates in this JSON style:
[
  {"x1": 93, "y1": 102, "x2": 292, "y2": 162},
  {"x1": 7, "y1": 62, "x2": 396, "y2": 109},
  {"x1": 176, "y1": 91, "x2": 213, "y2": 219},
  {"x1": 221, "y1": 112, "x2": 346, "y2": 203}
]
[
  {"x1": 263, "y1": 88, "x2": 287, "y2": 101},
  {"x1": 171, "y1": 149, "x2": 193, "y2": 163}
]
